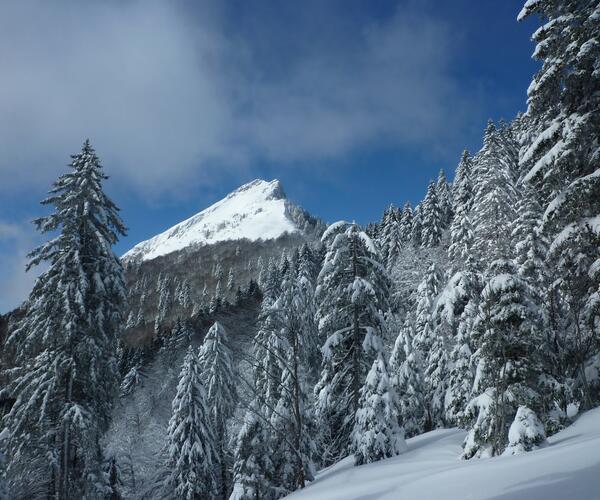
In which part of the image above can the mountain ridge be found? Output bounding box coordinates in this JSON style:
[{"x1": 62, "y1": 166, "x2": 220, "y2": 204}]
[{"x1": 123, "y1": 179, "x2": 318, "y2": 262}]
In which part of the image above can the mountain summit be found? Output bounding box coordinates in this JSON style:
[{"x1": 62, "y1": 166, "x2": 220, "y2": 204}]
[{"x1": 123, "y1": 179, "x2": 319, "y2": 262}]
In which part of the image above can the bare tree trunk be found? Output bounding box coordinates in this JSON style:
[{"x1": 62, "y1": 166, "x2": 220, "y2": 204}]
[
  {"x1": 220, "y1": 428, "x2": 228, "y2": 500},
  {"x1": 574, "y1": 313, "x2": 593, "y2": 411},
  {"x1": 292, "y1": 330, "x2": 306, "y2": 489},
  {"x1": 351, "y1": 233, "x2": 361, "y2": 418}
]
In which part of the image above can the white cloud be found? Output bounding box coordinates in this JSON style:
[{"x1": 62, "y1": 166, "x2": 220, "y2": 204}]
[{"x1": 0, "y1": 0, "x2": 472, "y2": 196}]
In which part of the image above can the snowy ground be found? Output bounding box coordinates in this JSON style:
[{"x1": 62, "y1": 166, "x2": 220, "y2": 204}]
[{"x1": 288, "y1": 408, "x2": 600, "y2": 500}]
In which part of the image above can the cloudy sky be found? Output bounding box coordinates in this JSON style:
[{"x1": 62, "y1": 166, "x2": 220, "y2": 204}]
[{"x1": 0, "y1": 0, "x2": 539, "y2": 312}]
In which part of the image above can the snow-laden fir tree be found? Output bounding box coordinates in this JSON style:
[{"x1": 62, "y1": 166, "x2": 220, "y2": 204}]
[
  {"x1": 378, "y1": 205, "x2": 402, "y2": 269},
  {"x1": 511, "y1": 186, "x2": 548, "y2": 291},
  {"x1": 412, "y1": 263, "x2": 441, "y2": 356},
  {"x1": 503, "y1": 406, "x2": 547, "y2": 456},
  {"x1": 432, "y1": 257, "x2": 482, "y2": 426},
  {"x1": 161, "y1": 318, "x2": 194, "y2": 365},
  {"x1": 436, "y1": 168, "x2": 453, "y2": 228},
  {"x1": 425, "y1": 273, "x2": 470, "y2": 429},
  {"x1": 411, "y1": 204, "x2": 423, "y2": 246},
  {"x1": 420, "y1": 180, "x2": 443, "y2": 248},
  {"x1": 445, "y1": 303, "x2": 476, "y2": 427},
  {"x1": 164, "y1": 346, "x2": 216, "y2": 499},
  {"x1": 471, "y1": 121, "x2": 519, "y2": 265},
  {"x1": 262, "y1": 258, "x2": 282, "y2": 302},
  {"x1": 120, "y1": 364, "x2": 148, "y2": 397},
  {"x1": 390, "y1": 319, "x2": 426, "y2": 437},
  {"x1": 268, "y1": 271, "x2": 318, "y2": 493},
  {"x1": 0, "y1": 428, "x2": 8, "y2": 500},
  {"x1": 270, "y1": 354, "x2": 315, "y2": 495},
  {"x1": 462, "y1": 259, "x2": 544, "y2": 458},
  {"x1": 214, "y1": 262, "x2": 224, "y2": 283},
  {"x1": 252, "y1": 319, "x2": 285, "y2": 420},
  {"x1": 352, "y1": 353, "x2": 407, "y2": 465},
  {"x1": 256, "y1": 256, "x2": 267, "y2": 289},
  {"x1": 298, "y1": 242, "x2": 319, "y2": 284},
  {"x1": 448, "y1": 150, "x2": 474, "y2": 267},
  {"x1": 156, "y1": 274, "x2": 172, "y2": 328},
  {"x1": 210, "y1": 279, "x2": 223, "y2": 314},
  {"x1": 295, "y1": 251, "x2": 321, "y2": 381},
  {"x1": 227, "y1": 268, "x2": 236, "y2": 293},
  {"x1": 198, "y1": 322, "x2": 237, "y2": 500},
  {"x1": 399, "y1": 202, "x2": 414, "y2": 244},
  {"x1": 314, "y1": 222, "x2": 390, "y2": 465},
  {"x1": 443, "y1": 262, "x2": 482, "y2": 427},
  {"x1": 178, "y1": 279, "x2": 191, "y2": 310},
  {"x1": 3, "y1": 140, "x2": 126, "y2": 498},
  {"x1": 519, "y1": 0, "x2": 600, "y2": 410},
  {"x1": 230, "y1": 401, "x2": 276, "y2": 500},
  {"x1": 279, "y1": 249, "x2": 291, "y2": 279}
]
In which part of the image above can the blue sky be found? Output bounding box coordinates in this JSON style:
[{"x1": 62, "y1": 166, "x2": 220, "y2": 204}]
[{"x1": 0, "y1": 0, "x2": 539, "y2": 312}]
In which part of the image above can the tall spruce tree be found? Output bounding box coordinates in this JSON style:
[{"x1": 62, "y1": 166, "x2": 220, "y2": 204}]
[
  {"x1": 3, "y1": 140, "x2": 126, "y2": 498},
  {"x1": 390, "y1": 319, "x2": 425, "y2": 437},
  {"x1": 272, "y1": 271, "x2": 318, "y2": 492},
  {"x1": 436, "y1": 168, "x2": 453, "y2": 228},
  {"x1": 352, "y1": 353, "x2": 407, "y2": 465},
  {"x1": 421, "y1": 181, "x2": 443, "y2": 248},
  {"x1": 462, "y1": 259, "x2": 544, "y2": 458},
  {"x1": 448, "y1": 150, "x2": 475, "y2": 267},
  {"x1": 198, "y1": 322, "x2": 237, "y2": 500},
  {"x1": 314, "y1": 222, "x2": 390, "y2": 465},
  {"x1": 164, "y1": 346, "x2": 216, "y2": 499},
  {"x1": 471, "y1": 121, "x2": 519, "y2": 265},
  {"x1": 519, "y1": 0, "x2": 600, "y2": 410},
  {"x1": 230, "y1": 401, "x2": 275, "y2": 500},
  {"x1": 399, "y1": 202, "x2": 414, "y2": 244}
]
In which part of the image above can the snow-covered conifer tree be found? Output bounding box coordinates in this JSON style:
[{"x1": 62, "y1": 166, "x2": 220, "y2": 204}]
[
  {"x1": 445, "y1": 299, "x2": 478, "y2": 427},
  {"x1": 436, "y1": 168, "x2": 453, "y2": 227},
  {"x1": 227, "y1": 268, "x2": 236, "y2": 293},
  {"x1": 164, "y1": 346, "x2": 216, "y2": 499},
  {"x1": 519, "y1": 0, "x2": 600, "y2": 410},
  {"x1": 390, "y1": 319, "x2": 426, "y2": 437},
  {"x1": 448, "y1": 150, "x2": 474, "y2": 267},
  {"x1": 399, "y1": 202, "x2": 414, "y2": 244},
  {"x1": 462, "y1": 259, "x2": 544, "y2": 458},
  {"x1": 0, "y1": 429, "x2": 8, "y2": 500},
  {"x1": 230, "y1": 401, "x2": 276, "y2": 500},
  {"x1": 178, "y1": 279, "x2": 191, "y2": 309},
  {"x1": 352, "y1": 353, "x2": 407, "y2": 465},
  {"x1": 156, "y1": 274, "x2": 172, "y2": 326},
  {"x1": 378, "y1": 205, "x2": 402, "y2": 269},
  {"x1": 421, "y1": 181, "x2": 443, "y2": 247},
  {"x1": 503, "y1": 406, "x2": 547, "y2": 456},
  {"x1": 198, "y1": 322, "x2": 237, "y2": 500},
  {"x1": 314, "y1": 222, "x2": 390, "y2": 464},
  {"x1": 411, "y1": 204, "x2": 423, "y2": 246},
  {"x1": 413, "y1": 263, "x2": 441, "y2": 355},
  {"x1": 471, "y1": 121, "x2": 519, "y2": 264},
  {"x1": 4, "y1": 140, "x2": 126, "y2": 498}
]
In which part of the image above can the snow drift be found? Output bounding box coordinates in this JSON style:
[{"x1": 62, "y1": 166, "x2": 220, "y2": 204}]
[{"x1": 287, "y1": 407, "x2": 600, "y2": 500}]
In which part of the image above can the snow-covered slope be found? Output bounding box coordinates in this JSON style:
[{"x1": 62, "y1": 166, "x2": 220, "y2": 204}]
[
  {"x1": 124, "y1": 179, "x2": 310, "y2": 262},
  {"x1": 288, "y1": 408, "x2": 600, "y2": 500}
]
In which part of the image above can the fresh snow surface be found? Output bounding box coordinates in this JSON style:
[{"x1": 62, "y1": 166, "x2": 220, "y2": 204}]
[
  {"x1": 123, "y1": 179, "x2": 299, "y2": 261},
  {"x1": 287, "y1": 407, "x2": 600, "y2": 500}
]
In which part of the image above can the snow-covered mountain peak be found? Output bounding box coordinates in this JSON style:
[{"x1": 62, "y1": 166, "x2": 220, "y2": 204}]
[{"x1": 123, "y1": 179, "x2": 312, "y2": 262}]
